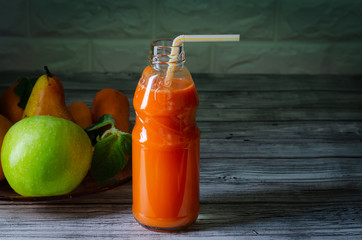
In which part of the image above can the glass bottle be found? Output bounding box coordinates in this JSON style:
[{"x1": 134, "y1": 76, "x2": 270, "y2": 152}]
[{"x1": 132, "y1": 39, "x2": 200, "y2": 231}]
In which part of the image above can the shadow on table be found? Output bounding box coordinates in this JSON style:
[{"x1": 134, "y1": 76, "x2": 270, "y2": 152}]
[
  {"x1": 20, "y1": 201, "x2": 132, "y2": 221},
  {"x1": 189, "y1": 187, "x2": 362, "y2": 232}
]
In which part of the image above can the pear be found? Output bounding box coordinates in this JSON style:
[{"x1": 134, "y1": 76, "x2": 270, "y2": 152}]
[{"x1": 22, "y1": 66, "x2": 74, "y2": 121}]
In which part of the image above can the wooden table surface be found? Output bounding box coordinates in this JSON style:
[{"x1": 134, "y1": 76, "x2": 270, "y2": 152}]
[{"x1": 0, "y1": 72, "x2": 362, "y2": 239}]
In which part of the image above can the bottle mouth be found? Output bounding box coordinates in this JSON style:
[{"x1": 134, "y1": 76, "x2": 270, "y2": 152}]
[{"x1": 149, "y1": 39, "x2": 185, "y2": 64}]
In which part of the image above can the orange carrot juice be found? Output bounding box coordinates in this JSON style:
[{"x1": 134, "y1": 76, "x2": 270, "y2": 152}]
[{"x1": 132, "y1": 65, "x2": 200, "y2": 231}]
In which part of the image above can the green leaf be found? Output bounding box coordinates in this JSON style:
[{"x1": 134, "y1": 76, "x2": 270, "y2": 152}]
[
  {"x1": 85, "y1": 114, "x2": 115, "y2": 131},
  {"x1": 90, "y1": 127, "x2": 132, "y2": 182},
  {"x1": 13, "y1": 77, "x2": 38, "y2": 109},
  {"x1": 84, "y1": 114, "x2": 115, "y2": 145}
]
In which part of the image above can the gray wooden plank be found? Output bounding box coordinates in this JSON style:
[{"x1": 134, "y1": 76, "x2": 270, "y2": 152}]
[
  {"x1": 197, "y1": 121, "x2": 362, "y2": 140},
  {"x1": 0, "y1": 201, "x2": 361, "y2": 239},
  {"x1": 192, "y1": 74, "x2": 362, "y2": 92},
  {"x1": 1, "y1": 72, "x2": 362, "y2": 91},
  {"x1": 3, "y1": 78, "x2": 362, "y2": 110},
  {"x1": 195, "y1": 109, "x2": 362, "y2": 121},
  {"x1": 61, "y1": 89, "x2": 362, "y2": 109},
  {"x1": 108, "y1": 108, "x2": 362, "y2": 122},
  {"x1": 195, "y1": 91, "x2": 362, "y2": 109},
  {"x1": 1, "y1": 157, "x2": 360, "y2": 205},
  {"x1": 3, "y1": 89, "x2": 362, "y2": 122},
  {"x1": 199, "y1": 139, "x2": 362, "y2": 158},
  {"x1": 61, "y1": 90, "x2": 362, "y2": 121}
]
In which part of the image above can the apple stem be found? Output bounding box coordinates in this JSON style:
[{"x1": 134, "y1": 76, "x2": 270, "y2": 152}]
[{"x1": 44, "y1": 66, "x2": 52, "y2": 77}]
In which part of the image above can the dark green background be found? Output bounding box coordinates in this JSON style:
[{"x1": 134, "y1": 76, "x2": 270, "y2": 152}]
[{"x1": 0, "y1": 0, "x2": 361, "y2": 74}]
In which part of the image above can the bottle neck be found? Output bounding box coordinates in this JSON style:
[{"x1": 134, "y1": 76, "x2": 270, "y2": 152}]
[{"x1": 149, "y1": 39, "x2": 185, "y2": 69}]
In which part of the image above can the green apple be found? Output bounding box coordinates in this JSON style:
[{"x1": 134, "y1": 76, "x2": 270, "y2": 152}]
[{"x1": 1, "y1": 115, "x2": 92, "y2": 197}]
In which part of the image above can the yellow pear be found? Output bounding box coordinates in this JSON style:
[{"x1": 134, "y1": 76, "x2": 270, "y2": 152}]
[{"x1": 23, "y1": 66, "x2": 74, "y2": 121}]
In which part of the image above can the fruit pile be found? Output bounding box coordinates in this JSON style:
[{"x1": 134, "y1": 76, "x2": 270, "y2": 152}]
[{"x1": 0, "y1": 67, "x2": 131, "y2": 197}]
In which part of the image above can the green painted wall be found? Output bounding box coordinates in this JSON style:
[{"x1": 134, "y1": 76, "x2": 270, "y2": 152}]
[{"x1": 0, "y1": 0, "x2": 361, "y2": 74}]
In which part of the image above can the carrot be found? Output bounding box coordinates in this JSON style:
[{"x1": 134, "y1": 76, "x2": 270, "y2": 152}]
[
  {"x1": 68, "y1": 101, "x2": 94, "y2": 129},
  {"x1": 0, "y1": 82, "x2": 23, "y2": 123},
  {"x1": 92, "y1": 89, "x2": 129, "y2": 133}
]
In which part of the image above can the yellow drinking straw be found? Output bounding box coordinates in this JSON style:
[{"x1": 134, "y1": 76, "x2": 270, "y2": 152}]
[{"x1": 165, "y1": 34, "x2": 240, "y2": 84}]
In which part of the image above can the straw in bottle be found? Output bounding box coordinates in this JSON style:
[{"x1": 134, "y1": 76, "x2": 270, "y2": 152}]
[{"x1": 165, "y1": 34, "x2": 240, "y2": 84}]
